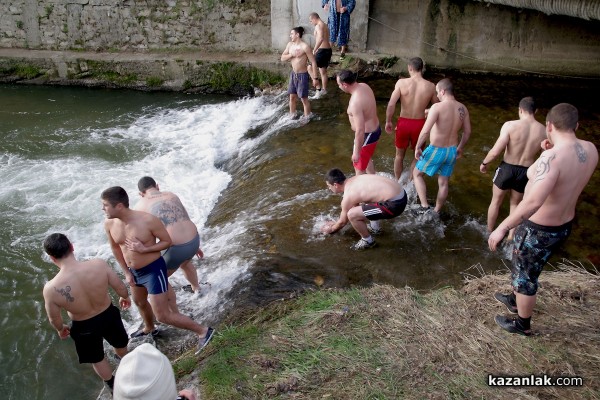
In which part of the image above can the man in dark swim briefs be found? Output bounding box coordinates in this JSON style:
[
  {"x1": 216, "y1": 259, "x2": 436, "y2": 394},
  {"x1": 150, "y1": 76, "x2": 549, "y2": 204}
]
[
  {"x1": 480, "y1": 97, "x2": 547, "y2": 239},
  {"x1": 489, "y1": 103, "x2": 598, "y2": 336},
  {"x1": 102, "y1": 186, "x2": 214, "y2": 354},
  {"x1": 321, "y1": 168, "x2": 407, "y2": 250},
  {"x1": 42, "y1": 233, "x2": 130, "y2": 392}
]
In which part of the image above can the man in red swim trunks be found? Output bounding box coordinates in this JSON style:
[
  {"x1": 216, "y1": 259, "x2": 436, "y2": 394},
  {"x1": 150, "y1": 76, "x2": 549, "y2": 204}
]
[
  {"x1": 385, "y1": 57, "x2": 438, "y2": 181},
  {"x1": 337, "y1": 69, "x2": 381, "y2": 175}
]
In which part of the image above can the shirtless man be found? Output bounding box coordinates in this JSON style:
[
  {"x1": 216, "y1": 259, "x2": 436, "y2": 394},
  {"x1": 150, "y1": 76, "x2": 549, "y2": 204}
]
[
  {"x1": 281, "y1": 26, "x2": 319, "y2": 119},
  {"x1": 309, "y1": 12, "x2": 332, "y2": 100},
  {"x1": 385, "y1": 57, "x2": 438, "y2": 181},
  {"x1": 480, "y1": 97, "x2": 546, "y2": 237},
  {"x1": 336, "y1": 69, "x2": 381, "y2": 175},
  {"x1": 42, "y1": 233, "x2": 130, "y2": 392},
  {"x1": 321, "y1": 168, "x2": 407, "y2": 250},
  {"x1": 101, "y1": 186, "x2": 214, "y2": 354},
  {"x1": 489, "y1": 103, "x2": 597, "y2": 336},
  {"x1": 413, "y1": 78, "x2": 472, "y2": 213}
]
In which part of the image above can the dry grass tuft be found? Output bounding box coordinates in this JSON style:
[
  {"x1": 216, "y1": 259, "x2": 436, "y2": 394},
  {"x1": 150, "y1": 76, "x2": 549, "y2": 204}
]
[{"x1": 198, "y1": 261, "x2": 600, "y2": 399}]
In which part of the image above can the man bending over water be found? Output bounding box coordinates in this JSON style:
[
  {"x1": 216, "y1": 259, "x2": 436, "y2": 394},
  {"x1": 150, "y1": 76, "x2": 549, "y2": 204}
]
[{"x1": 321, "y1": 168, "x2": 407, "y2": 250}]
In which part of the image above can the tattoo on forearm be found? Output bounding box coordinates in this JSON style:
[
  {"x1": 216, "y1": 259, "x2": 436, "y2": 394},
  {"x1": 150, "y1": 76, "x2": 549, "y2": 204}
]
[
  {"x1": 458, "y1": 106, "x2": 465, "y2": 121},
  {"x1": 575, "y1": 143, "x2": 587, "y2": 163},
  {"x1": 534, "y1": 154, "x2": 555, "y2": 182},
  {"x1": 55, "y1": 286, "x2": 74, "y2": 302}
]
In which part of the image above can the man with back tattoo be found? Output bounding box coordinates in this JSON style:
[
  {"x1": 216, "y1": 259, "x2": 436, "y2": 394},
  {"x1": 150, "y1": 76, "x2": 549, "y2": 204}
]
[
  {"x1": 413, "y1": 78, "x2": 472, "y2": 213},
  {"x1": 489, "y1": 103, "x2": 598, "y2": 336},
  {"x1": 42, "y1": 233, "x2": 130, "y2": 393}
]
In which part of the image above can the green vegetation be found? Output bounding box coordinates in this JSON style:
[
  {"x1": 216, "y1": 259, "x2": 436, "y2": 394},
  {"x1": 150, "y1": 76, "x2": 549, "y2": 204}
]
[
  {"x1": 187, "y1": 62, "x2": 284, "y2": 92},
  {"x1": 0, "y1": 64, "x2": 43, "y2": 79},
  {"x1": 379, "y1": 56, "x2": 399, "y2": 69},
  {"x1": 16, "y1": 21, "x2": 23, "y2": 30},
  {"x1": 44, "y1": 4, "x2": 54, "y2": 18},
  {"x1": 184, "y1": 262, "x2": 599, "y2": 399},
  {"x1": 145, "y1": 76, "x2": 164, "y2": 87}
]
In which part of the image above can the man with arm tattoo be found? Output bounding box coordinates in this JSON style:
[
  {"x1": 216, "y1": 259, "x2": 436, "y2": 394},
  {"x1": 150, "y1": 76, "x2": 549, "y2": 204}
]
[
  {"x1": 42, "y1": 233, "x2": 131, "y2": 393},
  {"x1": 488, "y1": 103, "x2": 598, "y2": 336}
]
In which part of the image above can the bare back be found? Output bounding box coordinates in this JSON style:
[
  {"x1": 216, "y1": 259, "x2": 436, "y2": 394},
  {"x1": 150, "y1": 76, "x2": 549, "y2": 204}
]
[
  {"x1": 342, "y1": 174, "x2": 403, "y2": 207},
  {"x1": 43, "y1": 259, "x2": 112, "y2": 321},
  {"x1": 428, "y1": 99, "x2": 470, "y2": 147},
  {"x1": 503, "y1": 117, "x2": 546, "y2": 166},
  {"x1": 528, "y1": 139, "x2": 598, "y2": 225},
  {"x1": 135, "y1": 192, "x2": 198, "y2": 244},
  {"x1": 348, "y1": 83, "x2": 379, "y2": 133},
  {"x1": 397, "y1": 76, "x2": 437, "y2": 119},
  {"x1": 105, "y1": 210, "x2": 165, "y2": 269}
]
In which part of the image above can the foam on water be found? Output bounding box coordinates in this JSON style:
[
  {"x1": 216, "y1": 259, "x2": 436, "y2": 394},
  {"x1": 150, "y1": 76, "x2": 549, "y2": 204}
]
[{"x1": 0, "y1": 94, "x2": 286, "y2": 330}]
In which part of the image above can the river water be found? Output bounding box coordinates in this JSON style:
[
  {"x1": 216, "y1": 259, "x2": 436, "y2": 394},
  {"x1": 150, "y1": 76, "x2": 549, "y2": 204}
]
[{"x1": 1, "y1": 74, "x2": 598, "y2": 399}]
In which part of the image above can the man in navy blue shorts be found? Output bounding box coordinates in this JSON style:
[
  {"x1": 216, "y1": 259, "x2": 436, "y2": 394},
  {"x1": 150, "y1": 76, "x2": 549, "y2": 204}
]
[{"x1": 102, "y1": 186, "x2": 214, "y2": 354}]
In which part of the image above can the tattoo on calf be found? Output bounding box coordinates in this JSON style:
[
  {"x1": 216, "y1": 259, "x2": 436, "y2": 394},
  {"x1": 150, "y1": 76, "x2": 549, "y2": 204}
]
[
  {"x1": 534, "y1": 153, "x2": 555, "y2": 182},
  {"x1": 55, "y1": 286, "x2": 74, "y2": 302},
  {"x1": 575, "y1": 143, "x2": 587, "y2": 163}
]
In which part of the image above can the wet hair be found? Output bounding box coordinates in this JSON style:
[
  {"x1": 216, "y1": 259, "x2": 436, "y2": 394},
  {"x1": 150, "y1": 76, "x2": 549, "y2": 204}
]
[
  {"x1": 292, "y1": 26, "x2": 305, "y2": 38},
  {"x1": 309, "y1": 12, "x2": 319, "y2": 19},
  {"x1": 437, "y1": 78, "x2": 453, "y2": 95},
  {"x1": 337, "y1": 69, "x2": 357, "y2": 84},
  {"x1": 546, "y1": 103, "x2": 578, "y2": 131},
  {"x1": 43, "y1": 233, "x2": 72, "y2": 259},
  {"x1": 408, "y1": 57, "x2": 424, "y2": 72},
  {"x1": 519, "y1": 97, "x2": 536, "y2": 114},
  {"x1": 138, "y1": 176, "x2": 157, "y2": 192},
  {"x1": 325, "y1": 168, "x2": 347, "y2": 185},
  {"x1": 101, "y1": 186, "x2": 129, "y2": 208}
]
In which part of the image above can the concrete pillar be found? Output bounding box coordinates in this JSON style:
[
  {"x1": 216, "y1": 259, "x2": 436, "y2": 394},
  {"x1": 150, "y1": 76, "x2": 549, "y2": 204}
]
[{"x1": 271, "y1": 0, "x2": 294, "y2": 50}]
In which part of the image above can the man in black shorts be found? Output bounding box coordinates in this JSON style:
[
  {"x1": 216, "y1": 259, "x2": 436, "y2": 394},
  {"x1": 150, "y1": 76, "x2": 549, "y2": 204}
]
[
  {"x1": 42, "y1": 233, "x2": 130, "y2": 392},
  {"x1": 480, "y1": 97, "x2": 546, "y2": 238},
  {"x1": 321, "y1": 168, "x2": 407, "y2": 250},
  {"x1": 489, "y1": 103, "x2": 598, "y2": 336},
  {"x1": 309, "y1": 12, "x2": 332, "y2": 99}
]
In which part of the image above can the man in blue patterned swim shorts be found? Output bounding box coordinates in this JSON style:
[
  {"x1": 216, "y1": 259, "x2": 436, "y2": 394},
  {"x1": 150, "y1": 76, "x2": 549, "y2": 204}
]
[
  {"x1": 488, "y1": 103, "x2": 598, "y2": 336},
  {"x1": 413, "y1": 78, "x2": 471, "y2": 213}
]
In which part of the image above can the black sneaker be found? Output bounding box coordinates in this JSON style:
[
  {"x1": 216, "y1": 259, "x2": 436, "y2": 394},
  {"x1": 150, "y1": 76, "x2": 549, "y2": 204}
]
[
  {"x1": 130, "y1": 328, "x2": 160, "y2": 338},
  {"x1": 494, "y1": 292, "x2": 518, "y2": 314},
  {"x1": 195, "y1": 327, "x2": 215, "y2": 355},
  {"x1": 351, "y1": 238, "x2": 376, "y2": 250},
  {"x1": 494, "y1": 315, "x2": 531, "y2": 336}
]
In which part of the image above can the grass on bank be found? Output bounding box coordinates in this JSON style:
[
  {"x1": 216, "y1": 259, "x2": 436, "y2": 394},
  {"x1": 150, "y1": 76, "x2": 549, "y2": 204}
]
[{"x1": 175, "y1": 260, "x2": 599, "y2": 399}]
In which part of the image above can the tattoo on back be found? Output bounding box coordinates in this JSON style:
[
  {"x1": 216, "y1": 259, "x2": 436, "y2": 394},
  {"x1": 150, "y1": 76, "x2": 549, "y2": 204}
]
[
  {"x1": 534, "y1": 153, "x2": 555, "y2": 182},
  {"x1": 575, "y1": 143, "x2": 587, "y2": 163},
  {"x1": 55, "y1": 286, "x2": 74, "y2": 302},
  {"x1": 458, "y1": 106, "x2": 465, "y2": 121},
  {"x1": 150, "y1": 200, "x2": 190, "y2": 226}
]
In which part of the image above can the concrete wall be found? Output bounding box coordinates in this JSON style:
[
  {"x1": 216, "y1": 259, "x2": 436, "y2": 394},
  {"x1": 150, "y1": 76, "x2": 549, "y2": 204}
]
[
  {"x1": 368, "y1": 0, "x2": 600, "y2": 76},
  {"x1": 271, "y1": 0, "x2": 368, "y2": 52}
]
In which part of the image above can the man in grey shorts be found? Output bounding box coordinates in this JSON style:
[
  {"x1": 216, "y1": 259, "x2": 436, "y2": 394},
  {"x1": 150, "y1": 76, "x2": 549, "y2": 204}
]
[{"x1": 135, "y1": 177, "x2": 203, "y2": 296}]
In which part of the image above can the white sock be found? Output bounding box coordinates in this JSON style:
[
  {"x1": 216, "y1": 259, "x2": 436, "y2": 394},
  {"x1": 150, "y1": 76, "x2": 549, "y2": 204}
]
[{"x1": 364, "y1": 235, "x2": 374, "y2": 243}]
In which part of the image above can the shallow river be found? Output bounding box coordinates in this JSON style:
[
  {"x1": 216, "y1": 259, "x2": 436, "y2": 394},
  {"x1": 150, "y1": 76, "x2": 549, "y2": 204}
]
[{"x1": 0, "y1": 73, "x2": 598, "y2": 399}]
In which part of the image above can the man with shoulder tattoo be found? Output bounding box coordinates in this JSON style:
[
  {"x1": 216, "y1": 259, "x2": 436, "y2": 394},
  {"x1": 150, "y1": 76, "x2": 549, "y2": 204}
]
[
  {"x1": 42, "y1": 233, "x2": 130, "y2": 393},
  {"x1": 489, "y1": 103, "x2": 598, "y2": 336}
]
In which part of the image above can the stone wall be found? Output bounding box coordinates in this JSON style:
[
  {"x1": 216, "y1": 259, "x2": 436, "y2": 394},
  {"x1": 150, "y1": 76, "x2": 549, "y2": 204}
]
[
  {"x1": 1, "y1": 0, "x2": 599, "y2": 77},
  {"x1": 1, "y1": 0, "x2": 271, "y2": 52}
]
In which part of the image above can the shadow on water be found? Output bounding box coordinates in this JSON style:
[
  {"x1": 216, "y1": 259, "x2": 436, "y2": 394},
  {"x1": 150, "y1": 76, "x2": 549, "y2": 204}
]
[{"x1": 208, "y1": 73, "x2": 600, "y2": 310}]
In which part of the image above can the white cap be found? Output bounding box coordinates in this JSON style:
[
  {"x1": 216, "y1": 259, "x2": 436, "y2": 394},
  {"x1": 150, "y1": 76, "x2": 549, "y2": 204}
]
[{"x1": 113, "y1": 343, "x2": 177, "y2": 400}]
